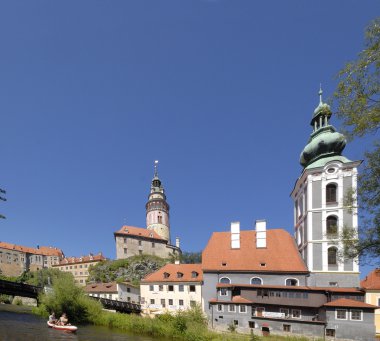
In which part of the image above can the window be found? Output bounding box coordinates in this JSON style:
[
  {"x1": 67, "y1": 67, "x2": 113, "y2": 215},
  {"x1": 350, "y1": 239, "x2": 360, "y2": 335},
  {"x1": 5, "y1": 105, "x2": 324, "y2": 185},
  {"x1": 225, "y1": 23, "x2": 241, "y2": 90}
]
[
  {"x1": 255, "y1": 307, "x2": 265, "y2": 317},
  {"x1": 161, "y1": 298, "x2": 166, "y2": 307},
  {"x1": 220, "y1": 288, "x2": 228, "y2": 296},
  {"x1": 127, "y1": 288, "x2": 131, "y2": 293},
  {"x1": 292, "y1": 309, "x2": 301, "y2": 319},
  {"x1": 217, "y1": 304, "x2": 223, "y2": 312},
  {"x1": 329, "y1": 282, "x2": 338, "y2": 287},
  {"x1": 239, "y1": 305, "x2": 246, "y2": 313},
  {"x1": 257, "y1": 289, "x2": 269, "y2": 297},
  {"x1": 168, "y1": 299, "x2": 173, "y2": 305},
  {"x1": 108, "y1": 294, "x2": 112, "y2": 299},
  {"x1": 139, "y1": 250, "x2": 143, "y2": 255},
  {"x1": 283, "y1": 324, "x2": 291, "y2": 332},
  {"x1": 328, "y1": 247, "x2": 338, "y2": 265},
  {"x1": 158, "y1": 215, "x2": 162, "y2": 223},
  {"x1": 326, "y1": 183, "x2": 337, "y2": 203},
  {"x1": 189, "y1": 285, "x2": 196, "y2": 292},
  {"x1": 168, "y1": 285, "x2": 174, "y2": 292},
  {"x1": 177, "y1": 272, "x2": 183, "y2": 278},
  {"x1": 149, "y1": 285, "x2": 154, "y2": 291},
  {"x1": 249, "y1": 321, "x2": 255, "y2": 329},
  {"x1": 336, "y1": 309, "x2": 347, "y2": 320},
  {"x1": 164, "y1": 272, "x2": 170, "y2": 279},
  {"x1": 351, "y1": 309, "x2": 362, "y2": 321},
  {"x1": 326, "y1": 216, "x2": 338, "y2": 237},
  {"x1": 150, "y1": 299, "x2": 155, "y2": 305},
  {"x1": 138, "y1": 240, "x2": 142, "y2": 246},
  {"x1": 219, "y1": 277, "x2": 231, "y2": 284},
  {"x1": 152, "y1": 242, "x2": 155, "y2": 248},
  {"x1": 228, "y1": 304, "x2": 235, "y2": 312},
  {"x1": 123, "y1": 237, "x2": 127, "y2": 243},
  {"x1": 178, "y1": 284, "x2": 184, "y2": 292},
  {"x1": 123, "y1": 248, "x2": 127, "y2": 255},
  {"x1": 190, "y1": 300, "x2": 196, "y2": 308},
  {"x1": 179, "y1": 299, "x2": 184, "y2": 306},
  {"x1": 326, "y1": 329, "x2": 335, "y2": 337},
  {"x1": 191, "y1": 271, "x2": 198, "y2": 278},
  {"x1": 285, "y1": 278, "x2": 298, "y2": 286},
  {"x1": 280, "y1": 308, "x2": 289, "y2": 317},
  {"x1": 250, "y1": 277, "x2": 263, "y2": 285},
  {"x1": 159, "y1": 285, "x2": 163, "y2": 291},
  {"x1": 233, "y1": 320, "x2": 238, "y2": 326}
]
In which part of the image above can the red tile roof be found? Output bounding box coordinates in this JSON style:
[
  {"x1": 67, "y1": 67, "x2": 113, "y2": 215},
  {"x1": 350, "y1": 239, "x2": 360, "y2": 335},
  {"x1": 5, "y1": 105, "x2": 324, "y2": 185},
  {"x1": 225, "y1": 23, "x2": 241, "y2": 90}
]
[
  {"x1": 323, "y1": 298, "x2": 378, "y2": 309},
  {"x1": 361, "y1": 269, "x2": 380, "y2": 290},
  {"x1": 0, "y1": 241, "x2": 63, "y2": 257},
  {"x1": 84, "y1": 282, "x2": 117, "y2": 293},
  {"x1": 202, "y1": 229, "x2": 308, "y2": 272},
  {"x1": 216, "y1": 283, "x2": 364, "y2": 293},
  {"x1": 142, "y1": 264, "x2": 203, "y2": 283},
  {"x1": 55, "y1": 253, "x2": 106, "y2": 265},
  {"x1": 114, "y1": 225, "x2": 164, "y2": 241}
]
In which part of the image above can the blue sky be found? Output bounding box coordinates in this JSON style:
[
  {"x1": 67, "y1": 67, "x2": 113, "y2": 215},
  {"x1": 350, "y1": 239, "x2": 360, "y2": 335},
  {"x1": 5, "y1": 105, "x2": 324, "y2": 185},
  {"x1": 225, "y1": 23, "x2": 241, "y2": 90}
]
[{"x1": 1, "y1": 1, "x2": 379, "y2": 277}]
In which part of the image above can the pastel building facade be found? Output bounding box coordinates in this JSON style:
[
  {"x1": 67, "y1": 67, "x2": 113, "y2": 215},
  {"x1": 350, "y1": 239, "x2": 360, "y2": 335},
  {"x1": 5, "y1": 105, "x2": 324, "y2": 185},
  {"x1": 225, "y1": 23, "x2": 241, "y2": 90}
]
[
  {"x1": 53, "y1": 253, "x2": 106, "y2": 285},
  {"x1": 361, "y1": 269, "x2": 380, "y2": 336},
  {"x1": 141, "y1": 263, "x2": 203, "y2": 316},
  {"x1": 0, "y1": 241, "x2": 63, "y2": 277},
  {"x1": 84, "y1": 281, "x2": 140, "y2": 303}
]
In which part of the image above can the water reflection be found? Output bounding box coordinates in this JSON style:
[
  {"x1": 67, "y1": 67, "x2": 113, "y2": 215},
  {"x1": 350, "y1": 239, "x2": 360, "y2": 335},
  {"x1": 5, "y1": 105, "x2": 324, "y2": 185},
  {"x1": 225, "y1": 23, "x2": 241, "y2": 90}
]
[{"x1": 0, "y1": 305, "x2": 158, "y2": 341}]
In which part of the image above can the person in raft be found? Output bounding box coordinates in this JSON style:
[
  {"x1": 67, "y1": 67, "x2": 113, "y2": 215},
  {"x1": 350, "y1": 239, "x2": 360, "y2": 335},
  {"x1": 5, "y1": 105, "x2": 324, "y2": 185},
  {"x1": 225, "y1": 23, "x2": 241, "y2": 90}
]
[
  {"x1": 57, "y1": 313, "x2": 69, "y2": 326},
  {"x1": 48, "y1": 312, "x2": 57, "y2": 324}
]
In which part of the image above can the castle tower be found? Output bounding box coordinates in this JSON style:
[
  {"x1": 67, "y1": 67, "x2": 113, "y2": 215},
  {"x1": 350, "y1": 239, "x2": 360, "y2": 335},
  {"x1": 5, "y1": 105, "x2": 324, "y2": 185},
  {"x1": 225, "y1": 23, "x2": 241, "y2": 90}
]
[
  {"x1": 291, "y1": 87, "x2": 361, "y2": 287},
  {"x1": 146, "y1": 161, "x2": 171, "y2": 242}
]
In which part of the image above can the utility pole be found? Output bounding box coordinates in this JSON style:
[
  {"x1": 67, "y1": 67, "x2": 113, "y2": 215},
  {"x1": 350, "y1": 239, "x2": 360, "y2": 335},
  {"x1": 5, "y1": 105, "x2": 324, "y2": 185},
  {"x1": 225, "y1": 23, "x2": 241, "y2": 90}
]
[{"x1": 0, "y1": 188, "x2": 6, "y2": 219}]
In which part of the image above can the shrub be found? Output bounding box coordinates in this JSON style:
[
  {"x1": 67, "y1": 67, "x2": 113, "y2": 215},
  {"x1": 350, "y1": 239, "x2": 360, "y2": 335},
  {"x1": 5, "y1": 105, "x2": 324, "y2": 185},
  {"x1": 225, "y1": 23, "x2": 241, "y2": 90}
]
[{"x1": 0, "y1": 294, "x2": 12, "y2": 304}]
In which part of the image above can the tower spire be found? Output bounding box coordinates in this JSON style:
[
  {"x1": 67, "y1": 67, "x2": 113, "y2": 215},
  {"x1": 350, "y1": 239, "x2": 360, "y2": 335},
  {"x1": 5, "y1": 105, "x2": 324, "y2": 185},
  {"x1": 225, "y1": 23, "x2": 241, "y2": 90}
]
[
  {"x1": 318, "y1": 84, "x2": 323, "y2": 105},
  {"x1": 154, "y1": 160, "x2": 159, "y2": 178}
]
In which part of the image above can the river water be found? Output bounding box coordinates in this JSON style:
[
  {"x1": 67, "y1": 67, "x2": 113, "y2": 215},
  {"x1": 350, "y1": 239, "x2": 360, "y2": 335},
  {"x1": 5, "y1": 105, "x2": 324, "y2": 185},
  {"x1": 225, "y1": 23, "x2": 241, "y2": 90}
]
[{"x1": 0, "y1": 305, "x2": 159, "y2": 341}]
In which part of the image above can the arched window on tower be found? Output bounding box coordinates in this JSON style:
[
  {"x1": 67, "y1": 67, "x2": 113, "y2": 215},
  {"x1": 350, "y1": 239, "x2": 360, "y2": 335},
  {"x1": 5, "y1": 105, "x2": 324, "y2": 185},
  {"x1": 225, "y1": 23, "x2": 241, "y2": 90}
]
[
  {"x1": 328, "y1": 247, "x2": 338, "y2": 265},
  {"x1": 326, "y1": 216, "x2": 338, "y2": 238},
  {"x1": 158, "y1": 213, "x2": 162, "y2": 223},
  {"x1": 326, "y1": 183, "x2": 337, "y2": 203}
]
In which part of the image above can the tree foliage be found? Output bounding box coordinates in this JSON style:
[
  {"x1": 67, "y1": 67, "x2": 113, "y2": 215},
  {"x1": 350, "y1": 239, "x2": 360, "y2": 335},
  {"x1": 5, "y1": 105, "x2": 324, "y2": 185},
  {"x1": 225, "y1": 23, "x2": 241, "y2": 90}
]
[
  {"x1": 180, "y1": 251, "x2": 202, "y2": 264},
  {"x1": 334, "y1": 17, "x2": 380, "y2": 262}
]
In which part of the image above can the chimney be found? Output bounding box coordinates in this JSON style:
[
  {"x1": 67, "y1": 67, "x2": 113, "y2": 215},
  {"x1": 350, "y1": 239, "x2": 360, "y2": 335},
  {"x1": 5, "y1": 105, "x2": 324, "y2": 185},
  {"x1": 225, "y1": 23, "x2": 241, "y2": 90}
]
[
  {"x1": 255, "y1": 219, "x2": 266, "y2": 248},
  {"x1": 175, "y1": 237, "x2": 180, "y2": 248},
  {"x1": 231, "y1": 221, "x2": 240, "y2": 249}
]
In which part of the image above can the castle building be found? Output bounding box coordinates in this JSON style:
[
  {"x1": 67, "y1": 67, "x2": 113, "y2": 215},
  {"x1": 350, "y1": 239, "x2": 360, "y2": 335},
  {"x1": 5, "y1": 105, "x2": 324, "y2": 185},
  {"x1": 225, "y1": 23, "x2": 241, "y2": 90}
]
[
  {"x1": 114, "y1": 162, "x2": 181, "y2": 259},
  {"x1": 291, "y1": 88, "x2": 361, "y2": 287},
  {"x1": 0, "y1": 241, "x2": 63, "y2": 277}
]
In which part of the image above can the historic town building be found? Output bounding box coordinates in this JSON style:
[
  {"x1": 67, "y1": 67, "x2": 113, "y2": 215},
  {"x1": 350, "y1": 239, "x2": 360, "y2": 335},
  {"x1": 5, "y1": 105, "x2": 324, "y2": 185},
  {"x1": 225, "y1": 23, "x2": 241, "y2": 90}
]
[
  {"x1": 114, "y1": 162, "x2": 181, "y2": 259},
  {"x1": 291, "y1": 88, "x2": 361, "y2": 287},
  {"x1": 140, "y1": 263, "x2": 203, "y2": 316},
  {"x1": 84, "y1": 281, "x2": 140, "y2": 303},
  {"x1": 53, "y1": 253, "x2": 106, "y2": 285},
  {"x1": 201, "y1": 90, "x2": 377, "y2": 340},
  {"x1": 0, "y1": 241, "x2": 63, "y2": 277},
  {"x1": 361, "y1": 269, "x2": 380, "y2": 336}
]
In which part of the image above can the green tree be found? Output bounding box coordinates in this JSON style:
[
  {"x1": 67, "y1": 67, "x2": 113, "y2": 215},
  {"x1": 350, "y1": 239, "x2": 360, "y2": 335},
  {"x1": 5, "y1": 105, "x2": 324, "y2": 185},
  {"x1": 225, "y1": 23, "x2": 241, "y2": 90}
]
[
  {"x1": 0, "y1": 187, "x2": 6, "y2": 219},
  {"x1": 333, "y1": 17, "x2": 380, "y2": 262},
  {"x1": 180, "y1": 251, "x2": 202, "y2": 264}
]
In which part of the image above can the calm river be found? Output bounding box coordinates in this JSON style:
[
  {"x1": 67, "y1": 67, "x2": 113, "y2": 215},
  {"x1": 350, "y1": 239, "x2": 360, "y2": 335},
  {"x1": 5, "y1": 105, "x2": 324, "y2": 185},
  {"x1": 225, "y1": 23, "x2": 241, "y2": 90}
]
[{"x1": 0, "y1": 305, "x2": 161, "y2": 341}]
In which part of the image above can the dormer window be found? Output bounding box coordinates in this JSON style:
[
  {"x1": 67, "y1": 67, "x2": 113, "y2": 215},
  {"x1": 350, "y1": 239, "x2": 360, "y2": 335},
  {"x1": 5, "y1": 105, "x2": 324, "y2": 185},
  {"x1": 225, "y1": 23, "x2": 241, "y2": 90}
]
[
  {"x1": 124, "y1": 228, "x2": 129, "y2": 233},
  {"x1": 222, "y1": 262, "x2": 227, "y2": 266},
  {"x1": 191, "y1": 271, "x2": 198, "y2": 278},
  {"x1": 163, "y1": 272, "x2": 170, "y2": 279},
  {"x1": 177, "y1": 272, "x2": 183, "y2": 278},
  {"x1": 150, "y1": 233, "x2": 153, "y2": 238},
  {"x1": 260, "y1": 263, "x2": 266, "y2": 267}
]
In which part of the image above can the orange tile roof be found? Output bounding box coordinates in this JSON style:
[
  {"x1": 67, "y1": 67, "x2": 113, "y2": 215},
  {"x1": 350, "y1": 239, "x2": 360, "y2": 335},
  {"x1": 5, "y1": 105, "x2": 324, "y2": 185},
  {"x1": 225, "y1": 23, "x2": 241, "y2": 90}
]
[
  {"x1": 323, "y1": 298, "x2": 378, "y2": 309},
  {"x1": 55, "y1": 253, "x2": 106, "y2": 265},
  {"x1": 84, "y1": 282, "x2": 117, "y2": 293},
  {"x1": 361, "y1": 269, "x2": 380, "y2": 290},
  {"x1": 142, "y1": 264, "x2": 203, "y2": 283},
  {"x1": 0, "y1": 241, "x2": 63, "y2": 257},
  {"x1": 202, "y1": 229, "x2": 308, "y2": 272},
  {"x1": 216, "y1": 283, "x2": 364, "y2": 293},
  {"x1": 114, "y1": 225, "x2": 164, "y2": 241}
]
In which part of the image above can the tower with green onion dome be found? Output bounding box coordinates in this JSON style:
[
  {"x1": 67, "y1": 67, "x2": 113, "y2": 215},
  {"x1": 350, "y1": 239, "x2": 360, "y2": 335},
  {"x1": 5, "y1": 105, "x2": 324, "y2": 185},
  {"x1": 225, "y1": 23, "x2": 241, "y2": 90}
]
[{"x1": 291, "y1": 86, "x2": 361, "y2": 287}]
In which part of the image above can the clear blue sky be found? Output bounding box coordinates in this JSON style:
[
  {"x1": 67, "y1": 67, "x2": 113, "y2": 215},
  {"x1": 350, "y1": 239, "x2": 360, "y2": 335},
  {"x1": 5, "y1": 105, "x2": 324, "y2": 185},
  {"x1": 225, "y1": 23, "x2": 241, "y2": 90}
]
[{"x1": 1, "y1": 1, "x2": 379, "y2": 277}]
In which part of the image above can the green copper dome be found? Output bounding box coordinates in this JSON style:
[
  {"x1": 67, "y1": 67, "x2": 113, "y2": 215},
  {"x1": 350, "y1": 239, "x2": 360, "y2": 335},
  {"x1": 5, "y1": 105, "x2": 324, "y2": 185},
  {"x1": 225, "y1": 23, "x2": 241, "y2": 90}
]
[{"x1": 300, "y1": 88, "x2": 349, "y2": 169}]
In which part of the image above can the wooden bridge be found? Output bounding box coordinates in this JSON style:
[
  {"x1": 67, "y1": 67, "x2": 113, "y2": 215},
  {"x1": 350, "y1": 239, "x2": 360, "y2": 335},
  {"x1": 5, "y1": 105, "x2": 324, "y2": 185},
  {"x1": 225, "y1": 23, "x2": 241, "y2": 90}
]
[
  {"x1": 0, "y1": 279, "x2": 42, "y2": 299},
  {"x1": 91, "y1": 296, "x2": 141, "y2": 314}
]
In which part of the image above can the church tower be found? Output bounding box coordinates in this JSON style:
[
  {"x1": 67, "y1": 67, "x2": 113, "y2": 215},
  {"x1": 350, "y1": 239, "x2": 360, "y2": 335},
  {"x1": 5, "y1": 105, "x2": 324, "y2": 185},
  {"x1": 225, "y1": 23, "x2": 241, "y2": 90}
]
[
  {"x1": 291, "y1": 87, "x2": 361, "y2": 287},
  {"x1": 146, "y1": 161, "x2": 171, "y2": 242}
]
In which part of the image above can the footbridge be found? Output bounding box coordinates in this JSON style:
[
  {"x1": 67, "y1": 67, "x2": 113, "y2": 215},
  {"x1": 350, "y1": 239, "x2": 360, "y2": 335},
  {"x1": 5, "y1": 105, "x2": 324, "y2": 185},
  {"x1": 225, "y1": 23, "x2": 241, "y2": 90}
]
[
  {"x1": 0, "y1": 279, "x2": 42, "y2": 299},
  {"x1": 91, "y1": 296, "x2": 141, "y2": 314}
]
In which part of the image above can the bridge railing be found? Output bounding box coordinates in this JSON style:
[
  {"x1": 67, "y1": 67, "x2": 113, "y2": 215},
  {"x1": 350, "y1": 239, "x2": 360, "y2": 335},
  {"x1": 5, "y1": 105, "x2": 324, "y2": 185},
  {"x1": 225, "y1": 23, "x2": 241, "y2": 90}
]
[
  {"x1": 0, "y1": 279, "x2": 42, "y2": 298},
  {"x1": 90, "y1": 296, "x2": 141, "y2": 313}
]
